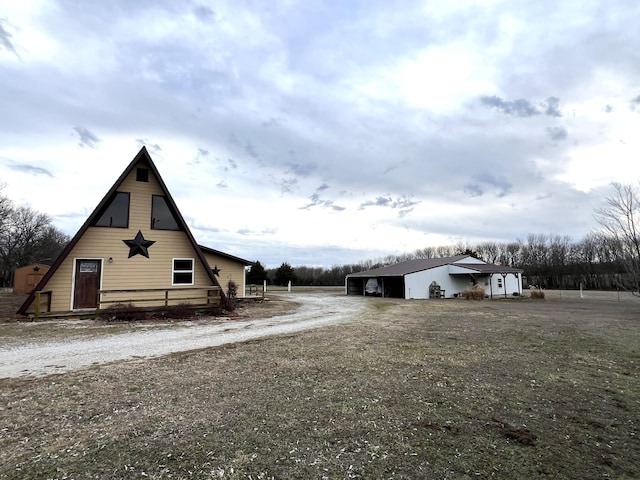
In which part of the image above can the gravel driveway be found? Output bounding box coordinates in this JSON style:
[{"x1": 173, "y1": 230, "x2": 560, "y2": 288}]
[{"x1": 0, "y1": 293, "x2": 368, "y2": 379}]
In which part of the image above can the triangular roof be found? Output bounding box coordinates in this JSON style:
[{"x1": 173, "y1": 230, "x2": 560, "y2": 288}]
[
  {"x1": 18, "y1": 147, "x2": 224, "y2": 315},
  {"x1": 198, "y1": 245, "x2": 253, "y2": 266},
  {"x1": 346, "y1": 255, "x2": 522, "y2": 278}
]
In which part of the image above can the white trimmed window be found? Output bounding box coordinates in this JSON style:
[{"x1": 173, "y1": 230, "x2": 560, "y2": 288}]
[{"x1": 172, "y1": 258, "x2": 194, "y2": 285}]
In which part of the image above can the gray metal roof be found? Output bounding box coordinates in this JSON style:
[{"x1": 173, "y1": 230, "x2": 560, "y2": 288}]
[
  {"x1": 346, "y1": 255, "x2": 470, "y2": 278},
  {"x1": 346, "y1": 255, "x2": 522, "y2": 278}
]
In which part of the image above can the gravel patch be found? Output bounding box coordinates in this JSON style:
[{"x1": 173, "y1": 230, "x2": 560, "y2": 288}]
[{"x1": 0, "y1": 293, "x2": 368, "y2": 378}]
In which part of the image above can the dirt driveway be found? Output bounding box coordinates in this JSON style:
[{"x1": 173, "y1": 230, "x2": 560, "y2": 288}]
[{"x1": 0, "y1": 292, "x2": 368, "y2": 379}]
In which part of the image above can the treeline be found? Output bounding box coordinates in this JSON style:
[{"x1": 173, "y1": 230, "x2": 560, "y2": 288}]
[
  {"x1": 0, "y1": 187, "x2": 70, "y2": 287},
  {"x1": 252, "y1": 233, "x2": 630, "y2": 290}
]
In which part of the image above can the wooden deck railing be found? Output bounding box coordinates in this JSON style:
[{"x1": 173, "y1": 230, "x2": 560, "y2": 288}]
[
  {"x1": 28, "y1": 287, "x2": 221, "y2": 320},
  {"x1": 98, "y1": 286, "x2": 222, "y2": 308}
]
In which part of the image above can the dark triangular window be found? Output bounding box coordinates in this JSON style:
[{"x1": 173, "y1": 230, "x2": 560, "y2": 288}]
[
  {"x1": 93, "y1": 192, "x2": 130, "y2": 228},
  {"x1": 151, "y1": 195, "x2": 181, "y2": 230}
]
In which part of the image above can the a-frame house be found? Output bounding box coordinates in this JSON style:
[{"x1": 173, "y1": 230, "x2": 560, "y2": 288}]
[{"x1": 18, "y1": 147, "x2": 225, "y2": 318}]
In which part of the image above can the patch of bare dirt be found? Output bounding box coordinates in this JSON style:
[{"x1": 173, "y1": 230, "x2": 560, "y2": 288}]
[
  {"x1": 0, "y1": 292, "x2": 638, "y2": 479},
  {"x1": 0, "y1": 293, "x2": 368, "y2": 378},
  {"x1": 0, "y1": 293, "x2": 24, "y2": 322}
]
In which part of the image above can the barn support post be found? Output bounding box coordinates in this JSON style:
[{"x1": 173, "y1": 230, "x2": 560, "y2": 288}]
[
  {"x1": 489, "y1": 274, "x2": 493, "y2": 299},
  {"x1": 500, "y1": 273, "x2": 507, "y2": 298}
]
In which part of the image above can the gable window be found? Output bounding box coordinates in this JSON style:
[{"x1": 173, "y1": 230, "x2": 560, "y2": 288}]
[
  {"x1": 93, "y1": 192, "x2": 130, "y2": 228},
  {"x1": 136, "y1": 168, "x2": 149, "y2": 182},
  {"x1": 173, "y1": 258, "x2": 194, "y2": 285},
  {"x1": 151, "y1": 195, "x2": 181, "y2": 230}
]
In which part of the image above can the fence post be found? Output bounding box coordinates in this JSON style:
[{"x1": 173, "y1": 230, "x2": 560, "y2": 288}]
[{"x1": 34, "y1": 291, "x2": 41, "y2": 318}]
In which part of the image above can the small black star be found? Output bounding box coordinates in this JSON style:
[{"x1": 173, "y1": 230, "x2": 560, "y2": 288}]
[
  {"x1": 211, "y1": 265, "x2": 221, "y2": 276},
  {"x1": 123, "y1": 230, "x2": 156, "y2": 258}
]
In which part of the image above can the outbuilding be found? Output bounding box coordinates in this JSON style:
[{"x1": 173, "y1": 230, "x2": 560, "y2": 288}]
[
  {"x1": 199, "y1": 245, "x2": 253, "y2": 298},
  {"x1": 13, "y1": 264, "x2": 50, "y2": 295},
  {"x1": 345, "y1": 255, "x2": 523, "y2": 299}
]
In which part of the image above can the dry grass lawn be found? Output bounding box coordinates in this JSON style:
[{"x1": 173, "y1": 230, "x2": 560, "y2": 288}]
[{"x1": 0, "y1": 291, "x2": 638, "y2": 479}]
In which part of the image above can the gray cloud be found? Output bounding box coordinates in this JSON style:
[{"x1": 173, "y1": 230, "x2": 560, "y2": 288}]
[
  {"x1": 6, "y1": 161, "x2": 54, "y2": 178},
  {"x1": 73, "y1": 126, "x2": 100, "y2": 148},
  {"x1": 360, "y1": 196, "x2": 392, "y2": 209},
  {"x1": 275, "y1": 177, "x2": 298, "y2": 195},
  {"x1": 631, "y1": 95, "x2": 640, "y2": 110},
  {"x1": 604, "y1": 104, "x2": 613, "y2": 113},
  {"x1": 480, "y1": 96, "x2": 562, "y2": 118},
  {"x1": 546, "y1": 126, "x2": 568, "y2": 141},
  {"x1": 244, "y1": 142, "x2": 258, "y2": 159},
  {"x1": 464, "y1": 184, "x2": 484, "y2": 197},
  {"x1": 300, "y1": 193, "x2": 345, "y2": 211},
  {"x1": 543, "y1": 97, "x2": 562, "y2": 117},
  {"x1": 193, "y1": 4, "x2": 217, "y2": 23},
  {"x1": 464, "y1": 174, "x2": 513, "y2": 198},
  {"x1": 287, "y1": 162, "x2": 317, "y2": 177},
  {"x1": 359, "y1": 195, "x2": 420, "y2": 217},
  {"x1": 316, "y1": 183, "x2": 329, "y2": 191},
  {"x1": 480, "y1": 96, "x2": 540, "y2": 117},
  {"x1": 190, "y1": 148, "x2": 210, "y2": 165},
  {"x1": 136, "y1": 139, "x2": 162, "y2": 154},
  {"x1": 0, "y1": 18, "x2": 19, "y2": 58},
  {"x1": 261, "y1": 117, "x2": 281, "y2": 128}
]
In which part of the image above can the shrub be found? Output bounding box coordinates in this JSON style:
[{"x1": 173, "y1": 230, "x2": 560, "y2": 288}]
[
  {"x1": 164, "y1": 302, "x2": 194, "y2": 319},
  {"x1": 222, "y1": 295, "x2": 237, "y2": 313},
  {"x1": 227, "y1": 280, "x2": 238, "y2": 299},
  {"x1": 100, "y1": 302, "x2": 142, "y2": 322},
  {"x1": 530, "y1": 289, "x2": 545, "y2": 299},
  {"x1": 461, "y1": 284, "x2": 485, "y2": 300}
]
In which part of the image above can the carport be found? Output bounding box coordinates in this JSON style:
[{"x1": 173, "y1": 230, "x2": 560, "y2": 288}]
[{"x1": 346, "y1": 275, "x2": 405, "y2": 298}]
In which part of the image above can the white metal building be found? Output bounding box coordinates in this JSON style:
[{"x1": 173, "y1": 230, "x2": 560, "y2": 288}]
[{"x1": 345, "y1": 255, "x2": 523, "y2": 299}]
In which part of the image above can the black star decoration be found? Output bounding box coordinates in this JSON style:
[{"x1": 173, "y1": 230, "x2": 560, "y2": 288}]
[
  {"x1": 123, "y1": 230, "x2": 156, "y2": 258},
  {"x1": 211, "y1": 265, "x2": 221, "y2": 276}
]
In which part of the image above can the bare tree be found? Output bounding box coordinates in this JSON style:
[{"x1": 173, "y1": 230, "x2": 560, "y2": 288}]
[
  {"x1": 594, "y1": 182, "x2": 640, "y2": 294},
  {"x1": 476, "y1": 241, "x2": 500, "y2": 263},
  {"x1": 0, "y1": 190, "x2": 70, "y2": 287}
]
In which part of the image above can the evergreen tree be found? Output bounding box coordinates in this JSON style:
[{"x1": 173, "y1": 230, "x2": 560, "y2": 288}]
[
  {"x1": 274, "y1": 262, "x2": 296, "y2": 286},
  {"x1": 246, "y1": 260, "x2": 267, "y2": 285}
]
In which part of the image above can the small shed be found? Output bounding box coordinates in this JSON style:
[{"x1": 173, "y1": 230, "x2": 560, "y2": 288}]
[{"x1": 13, "y1": 264, "x2": 50, "y2": 295}]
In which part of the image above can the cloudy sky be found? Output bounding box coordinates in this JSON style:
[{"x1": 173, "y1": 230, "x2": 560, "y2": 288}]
[{"x1": 1, "y1": 1, "x2": 639, "y2": 268}]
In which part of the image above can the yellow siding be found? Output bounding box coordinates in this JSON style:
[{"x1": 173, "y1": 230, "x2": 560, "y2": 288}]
[
  {"x1": 31, "y1": 159, "x2": 216, "y2": 314},
  {"x1": 203, "y1": 253, "x2": 247, "y2": 297}
]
